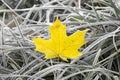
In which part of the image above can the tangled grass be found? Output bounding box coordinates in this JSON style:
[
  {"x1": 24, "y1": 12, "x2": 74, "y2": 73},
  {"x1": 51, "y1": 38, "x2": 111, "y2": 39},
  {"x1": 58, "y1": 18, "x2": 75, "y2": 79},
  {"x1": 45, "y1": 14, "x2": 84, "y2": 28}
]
[{"x1": 0, "y1": 0, "x2": 120, "y2": 80}]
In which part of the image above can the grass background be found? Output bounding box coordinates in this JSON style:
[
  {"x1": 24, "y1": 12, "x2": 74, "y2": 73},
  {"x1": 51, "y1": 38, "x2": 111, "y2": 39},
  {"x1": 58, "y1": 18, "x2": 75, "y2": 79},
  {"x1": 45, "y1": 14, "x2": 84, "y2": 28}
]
[{"x1": 0, "y1": 0, "x2": 120, "y2": 80}]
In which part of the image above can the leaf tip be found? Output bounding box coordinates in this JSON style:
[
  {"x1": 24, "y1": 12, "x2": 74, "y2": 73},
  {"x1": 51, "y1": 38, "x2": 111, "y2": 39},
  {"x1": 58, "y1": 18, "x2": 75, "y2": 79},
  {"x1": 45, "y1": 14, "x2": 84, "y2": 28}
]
[{"x1": 53, "y1": 17, "x2": 62, "y2": 27}]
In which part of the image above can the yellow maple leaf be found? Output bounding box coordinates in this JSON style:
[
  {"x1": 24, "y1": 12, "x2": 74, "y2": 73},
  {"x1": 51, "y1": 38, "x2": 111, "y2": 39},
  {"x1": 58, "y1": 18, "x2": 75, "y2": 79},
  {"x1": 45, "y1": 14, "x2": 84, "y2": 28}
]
[{"x1": 32, "y1": 17, "x2": 88, "y2": 61}]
